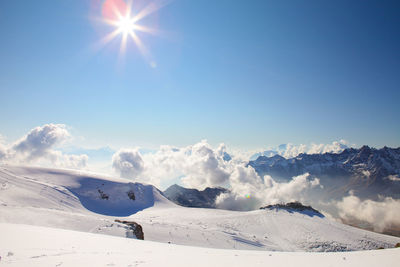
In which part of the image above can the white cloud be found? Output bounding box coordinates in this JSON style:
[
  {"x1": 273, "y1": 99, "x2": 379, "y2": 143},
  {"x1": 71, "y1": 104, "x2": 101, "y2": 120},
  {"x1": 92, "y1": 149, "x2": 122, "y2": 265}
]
[
  {"x1": 253, "y1": 140, "x2": 352, "y2": 159},
  {"x1": 280, "y1": 143, "x2": 308, "y2": 158},
  {"x1": 11, "y1": 124, "x2": 70, "y2": 161},
  {"x1": 336, "y1": 194, "x2": 400, "y2": 232},
  {"x1": 308, "y1": 140, "x2": 350, "y2": 155},
  {"x1": 0, "y1": 124, "x2": 88, "y2": 169},
  {"x1": 47, "y1": 151, "x2": 89, "y2": 169},
  {"x1": 112, "y1": 141, "x2": 322, "y2": 210},
  {"x1": 180, "y1": 141, "x2": 230, "y2": 188},
  {"x1": 216, "y1": 172, "x2": 321, "y2": 211},
  {"x1": 112, "y1": 149, "x2": 145, "y2": 179},
  {"x1": 112, "y1": 140, "x2": 231, "y2": 188},
  {"x1": 111, "y1": 139, "x2": 355, "y2": 189}
]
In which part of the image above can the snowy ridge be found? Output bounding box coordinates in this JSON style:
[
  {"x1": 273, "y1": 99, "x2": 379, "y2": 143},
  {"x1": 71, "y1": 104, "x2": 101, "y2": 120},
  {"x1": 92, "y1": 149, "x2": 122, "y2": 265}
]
[{"x1": 0, "y1": 165, "x2": 172, "y2": 238}]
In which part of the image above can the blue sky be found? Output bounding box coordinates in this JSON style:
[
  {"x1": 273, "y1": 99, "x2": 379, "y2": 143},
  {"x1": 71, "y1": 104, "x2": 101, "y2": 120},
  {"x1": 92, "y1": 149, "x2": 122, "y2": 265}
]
[{"x1": 0, "y1": 0, "x2": 399, "y2": 150}]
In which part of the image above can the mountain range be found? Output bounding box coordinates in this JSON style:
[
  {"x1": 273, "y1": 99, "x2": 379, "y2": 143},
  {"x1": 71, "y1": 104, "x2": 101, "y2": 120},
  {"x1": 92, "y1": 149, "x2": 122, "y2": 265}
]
[
  {"x1": 165, "y1": 146, "x2": 400, "y2": 208},
  {"x1": 248, "y1": 145, "x2": 400, "y2": 200}
]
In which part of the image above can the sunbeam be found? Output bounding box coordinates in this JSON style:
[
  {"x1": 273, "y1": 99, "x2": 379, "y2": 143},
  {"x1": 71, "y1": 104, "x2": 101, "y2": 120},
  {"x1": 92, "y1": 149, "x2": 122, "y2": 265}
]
[{"x1": 96, "y1": 0, "x2": 168, "y2": 66}]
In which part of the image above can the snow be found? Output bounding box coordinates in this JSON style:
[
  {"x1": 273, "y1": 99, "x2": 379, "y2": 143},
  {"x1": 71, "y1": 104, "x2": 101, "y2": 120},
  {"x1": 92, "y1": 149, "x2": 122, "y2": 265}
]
[
  {"x1": 0, "y1": 165, "x2": 172, "y2": 238},
  {"x1": 1, "y1": 223, "x2": 399, "y2": 267},
  {"x1": 131, "y1": 205, "x2": 399, "y2": 251},
  {"x1": 1, "y1": 165, "x2": 400, "y2": 266}
]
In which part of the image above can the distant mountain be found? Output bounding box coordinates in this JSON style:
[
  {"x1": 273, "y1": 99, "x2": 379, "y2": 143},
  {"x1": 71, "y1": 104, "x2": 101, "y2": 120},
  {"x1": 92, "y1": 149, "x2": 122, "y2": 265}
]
[
  {"x1": 163, "y1": 184, "x2": 228, "y2": 208},
  {"x1": 222, "y1": 151, "x2": 232, "y2": 161},
  {"x1": 249, "y1": 146, "x2": 400, "y2": 199},
  {"x1": 249, "y1": 144, "x2": 292, "y2": 161},
  {"x1": 249, "y1": 143, "x2": 349, "y2": 161},
  {"x1": 249, "y1": 150, "x2": 279, "y2": 161}
]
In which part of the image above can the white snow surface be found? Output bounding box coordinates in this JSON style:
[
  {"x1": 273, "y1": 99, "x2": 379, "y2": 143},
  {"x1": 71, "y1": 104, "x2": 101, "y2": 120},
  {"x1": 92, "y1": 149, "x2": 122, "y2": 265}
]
[
  {"x1": 1, "y1": 223, "x2": 399, "y2": 267},
  {"x1": 1, "y1": 165, "x2": 399, "y2": 264}
]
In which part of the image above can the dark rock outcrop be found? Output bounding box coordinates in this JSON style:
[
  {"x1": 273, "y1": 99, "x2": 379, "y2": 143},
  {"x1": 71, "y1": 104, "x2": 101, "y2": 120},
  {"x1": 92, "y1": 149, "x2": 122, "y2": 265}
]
[
  {"x1": 115, "y1": 219, "x2": 144, "y2": 240},
  {"x1": 260, "y1": 202, "x2": 324, "y2": 217},
  {"x1": 127, "y1": 190, "x2": 135, "y2": 200},
  {"x1": 98, "y1": 189, "x2": 109, "y2": 200}
]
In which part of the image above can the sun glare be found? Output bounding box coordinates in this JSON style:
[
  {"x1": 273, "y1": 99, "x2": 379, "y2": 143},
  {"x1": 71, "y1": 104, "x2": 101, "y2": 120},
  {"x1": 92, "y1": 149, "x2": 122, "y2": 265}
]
[
  {"x1": 98, "y1": 0, "x2": 166, "y2": 65},
  {"x1": 116, "y1": 15, "x2": 136, "y2": 35}
]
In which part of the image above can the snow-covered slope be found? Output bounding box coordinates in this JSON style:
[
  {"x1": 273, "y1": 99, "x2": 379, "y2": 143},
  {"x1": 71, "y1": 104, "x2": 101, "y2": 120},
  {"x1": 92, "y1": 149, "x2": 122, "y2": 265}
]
[
  {"x1": 1, "y1": 223, "x2": 399, "y2": 267},
  {"x1": 1, "y1": 165, "x2": 399, "y2": 253},
  {"x1": 131, "y1": 205, "x2": 400, "y2": 251},
  {"x1": 0, "y1": 165, "x2": 172, "y2": 237}
]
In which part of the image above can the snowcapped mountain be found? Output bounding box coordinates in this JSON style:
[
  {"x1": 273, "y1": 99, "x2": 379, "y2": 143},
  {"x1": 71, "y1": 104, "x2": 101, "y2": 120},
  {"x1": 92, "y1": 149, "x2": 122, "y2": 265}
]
[
  {"x1": 163, "y1": 184, "x2": 228, "y2": 208},
  {"x1": 1, "y1": 165, "x2": 400, "y2": 254},
  {"x1": 248, "y1": 146, "x2": 400, "y2": 199},
  {"x1": 249, "y1": 144, "x2": 289, "y2": 160}
]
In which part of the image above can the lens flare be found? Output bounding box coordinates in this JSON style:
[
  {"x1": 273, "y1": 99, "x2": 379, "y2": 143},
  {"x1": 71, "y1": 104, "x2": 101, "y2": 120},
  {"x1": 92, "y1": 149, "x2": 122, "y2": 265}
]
[{"x1": 97, "y1": 0, "x2": 168, "y2": 65}]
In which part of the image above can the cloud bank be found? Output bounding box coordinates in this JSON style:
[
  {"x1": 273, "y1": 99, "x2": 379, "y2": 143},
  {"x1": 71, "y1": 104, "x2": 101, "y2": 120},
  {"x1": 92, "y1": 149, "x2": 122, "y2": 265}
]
[
  {"x1": 336, "y1": 194, "x2": 400, "y2": 233},
  {"x1": 216, "y1": 172, "x2": 321, "y2": 211},
  {"x1": 252, "y1": 140, "x2": 352, "y2": 159},
  {"x1": 112, "y1": 140, "x2": 321, "y2": 211},
  {"x1": 112, "y1": 140, "x2": 231, "y2": 188},
  {"x1": 0, "y1": 124, "x2": 88, "y2": 169}
]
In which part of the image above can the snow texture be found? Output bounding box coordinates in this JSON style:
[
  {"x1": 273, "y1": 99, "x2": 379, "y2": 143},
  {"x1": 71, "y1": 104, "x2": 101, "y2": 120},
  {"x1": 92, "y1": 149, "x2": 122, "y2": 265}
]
[{"x1": 1, "y1": 223, "x2": 400, "y2": 267}]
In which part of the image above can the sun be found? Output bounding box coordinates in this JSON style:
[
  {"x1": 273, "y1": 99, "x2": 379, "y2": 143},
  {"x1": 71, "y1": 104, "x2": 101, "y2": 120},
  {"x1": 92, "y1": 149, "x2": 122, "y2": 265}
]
[
  {"x1": 116, "y1": 14, "x2": 136, "y2": 36},
  {"x1": 98, "y1": 0, "x2": 166, "y2": 65}
]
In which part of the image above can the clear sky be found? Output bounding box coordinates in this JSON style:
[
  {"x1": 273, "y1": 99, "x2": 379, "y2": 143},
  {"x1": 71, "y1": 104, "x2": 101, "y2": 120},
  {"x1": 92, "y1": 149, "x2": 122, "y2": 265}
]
[{"x1": 0, "y1": 0, "x2": 399, "y2": 150}]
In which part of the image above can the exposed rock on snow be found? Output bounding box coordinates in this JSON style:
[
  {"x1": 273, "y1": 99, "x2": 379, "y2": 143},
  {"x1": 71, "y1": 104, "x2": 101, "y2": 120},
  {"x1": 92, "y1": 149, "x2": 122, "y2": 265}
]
[
  {"x1": 260, "y1": 202, "x2": 324, "y2": 218},
  {"x1": 97, "y1": 189, "x2": 109, "y2": 200},
  {"x1": 127, "y1": 190, "x2": 135, "y2": 200},
  {"x1": 115, "y1": 219, "x2": 144, "y2": 240}
]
